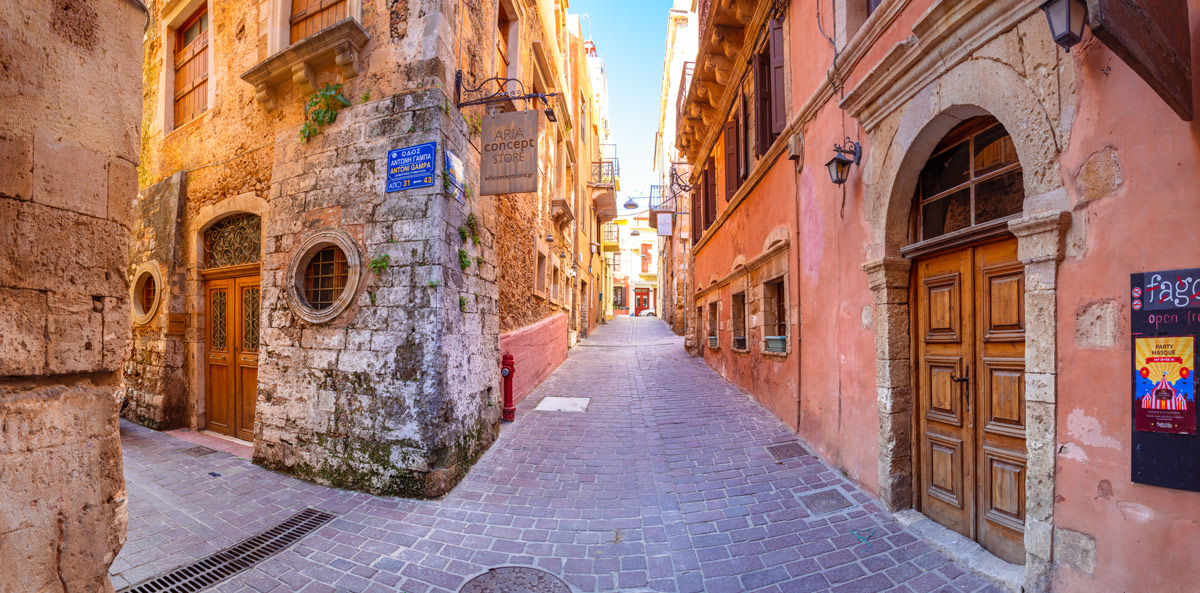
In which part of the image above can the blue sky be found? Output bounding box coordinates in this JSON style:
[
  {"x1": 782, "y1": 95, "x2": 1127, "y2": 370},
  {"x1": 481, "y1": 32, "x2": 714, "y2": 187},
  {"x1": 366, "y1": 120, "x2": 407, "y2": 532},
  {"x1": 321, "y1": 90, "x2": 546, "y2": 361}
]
[{"x1": 573, "y1": 0, "x2": 675, "y2": 209}]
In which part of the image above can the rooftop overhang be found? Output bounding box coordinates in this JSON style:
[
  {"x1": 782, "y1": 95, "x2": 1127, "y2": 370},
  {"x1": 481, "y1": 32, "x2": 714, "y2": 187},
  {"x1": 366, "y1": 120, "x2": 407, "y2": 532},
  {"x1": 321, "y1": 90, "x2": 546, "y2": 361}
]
[{"x1": 592, "y1": 187, "x2": 617, "y2": 219}]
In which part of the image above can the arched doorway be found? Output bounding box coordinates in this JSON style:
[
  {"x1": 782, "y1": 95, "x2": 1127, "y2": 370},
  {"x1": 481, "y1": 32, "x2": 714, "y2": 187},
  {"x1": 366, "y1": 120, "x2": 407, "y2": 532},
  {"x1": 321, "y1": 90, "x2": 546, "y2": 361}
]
[
  {"x1": 905, "y1": 117, "x2": 1026, "y2": 564},
  {"x1": 200, "y1": 213, "x2": 262, "y2": 442}
]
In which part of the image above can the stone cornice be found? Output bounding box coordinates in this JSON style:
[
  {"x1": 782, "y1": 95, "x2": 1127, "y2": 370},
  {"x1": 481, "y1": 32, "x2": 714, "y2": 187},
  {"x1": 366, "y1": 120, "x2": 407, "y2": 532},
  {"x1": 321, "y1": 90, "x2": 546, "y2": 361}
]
[
  {"x1": 241, "y1": 19, "x2": 369, "y2": 112},
  {"x1": 839, "y1": 0, "x2": 1038, "y2": 132},
  {"x1": 862, "y1": 257, "x2": 912, "y2": 291}
]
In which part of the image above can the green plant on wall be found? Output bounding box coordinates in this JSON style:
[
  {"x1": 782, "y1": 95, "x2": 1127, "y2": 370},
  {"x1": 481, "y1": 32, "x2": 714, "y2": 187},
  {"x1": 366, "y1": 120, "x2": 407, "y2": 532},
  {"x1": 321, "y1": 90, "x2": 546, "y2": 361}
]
[
  {"x1": 458, "y1": 248, "x2": 471, "y2": 271},
  {"x1": 300, "y1": 83, "x2": 351, "y2": 142},
  {"x1": 466, "y1": 212, "x2": 480, "y2": 245},
  {"x1": 369, "y1": 254, "x2": 391, "y2": 276},
  {"x1": 360, "y1": 90, "x2": 371, "y2": 104},
  {"x1": 459, "y1": 295, "x2": 468, "y2": 311},
  {"x1": 457, "y1": 225, "x2": 469, "y2": 242},
  {"x1": 465, "y1": 113, "x2": 482, "y2": 136}
]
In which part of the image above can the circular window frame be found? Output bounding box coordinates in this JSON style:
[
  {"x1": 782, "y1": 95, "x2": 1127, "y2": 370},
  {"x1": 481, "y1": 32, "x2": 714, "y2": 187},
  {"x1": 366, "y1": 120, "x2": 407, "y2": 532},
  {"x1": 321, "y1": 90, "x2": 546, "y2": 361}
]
[
  {"x1": 286, "y1": 229, "x2": 362, "y2": 324},
  {"x1": 131, "y1": 262, "x2": 164, "y2": 325}
]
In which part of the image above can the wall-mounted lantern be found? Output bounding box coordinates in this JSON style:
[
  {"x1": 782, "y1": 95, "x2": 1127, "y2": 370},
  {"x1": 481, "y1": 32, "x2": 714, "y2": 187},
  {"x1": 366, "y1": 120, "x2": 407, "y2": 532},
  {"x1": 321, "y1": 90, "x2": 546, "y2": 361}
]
[
  {"x1": 545, "y1": 107, "x2": 558, "y2": 123},
  {"x1": 623, "y1": 197, "x2": 638, "y2": 209},
  {"x1": 630, "y1": 228, "x2": 641, "y2": 237},
  {"x1": 1040, "y1": 0, "x2": 1087, "y2": 51},
  {"x1": 825, "y1": 138, "x2": 861, "y2": 185}
]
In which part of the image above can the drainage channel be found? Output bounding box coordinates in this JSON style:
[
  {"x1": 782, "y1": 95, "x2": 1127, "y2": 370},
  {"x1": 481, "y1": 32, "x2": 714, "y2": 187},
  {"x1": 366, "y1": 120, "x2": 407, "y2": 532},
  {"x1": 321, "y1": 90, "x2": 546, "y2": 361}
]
[{"x1": 119, "y1": 508, "x2": 336, "y2": 593}]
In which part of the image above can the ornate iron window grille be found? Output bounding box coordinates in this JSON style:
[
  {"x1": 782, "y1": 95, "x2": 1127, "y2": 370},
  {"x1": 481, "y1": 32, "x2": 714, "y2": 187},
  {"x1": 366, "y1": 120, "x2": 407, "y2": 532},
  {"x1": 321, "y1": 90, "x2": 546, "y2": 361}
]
[{"x1": 204, "y1": 214, "x2": 261, "y2": 269}]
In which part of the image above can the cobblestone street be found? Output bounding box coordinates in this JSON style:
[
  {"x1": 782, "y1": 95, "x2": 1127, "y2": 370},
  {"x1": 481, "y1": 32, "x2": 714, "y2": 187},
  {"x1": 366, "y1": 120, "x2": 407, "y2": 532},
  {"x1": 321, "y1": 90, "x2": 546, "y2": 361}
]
[{"x1": 113, "y1": 317, "x2": 1002, "y2": 593}]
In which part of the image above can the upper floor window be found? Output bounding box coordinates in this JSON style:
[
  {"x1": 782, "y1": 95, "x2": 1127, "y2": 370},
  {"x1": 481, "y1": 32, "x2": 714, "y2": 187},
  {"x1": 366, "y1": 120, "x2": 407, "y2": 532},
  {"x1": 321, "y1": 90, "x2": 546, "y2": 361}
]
[
  {"x1": 290, "y1": 0, "x2": 348, "y2": 44},
  {"x1": 912, "y1": 117, "x2": 1023, "y2": 242},
  {"x1": 496, "y1": 0, "x2": 521, "y2": 88},
  {"x1": 174, "y1": 6, "x2": 209, "y2": 128}
]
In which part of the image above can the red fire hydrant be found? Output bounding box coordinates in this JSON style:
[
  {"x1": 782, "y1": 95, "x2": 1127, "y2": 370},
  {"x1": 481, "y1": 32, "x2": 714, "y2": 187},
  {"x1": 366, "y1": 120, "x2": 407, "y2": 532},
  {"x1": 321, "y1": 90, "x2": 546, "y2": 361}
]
[{"x1": 501, "y1": 353, "x2": 516, "y2": 422}]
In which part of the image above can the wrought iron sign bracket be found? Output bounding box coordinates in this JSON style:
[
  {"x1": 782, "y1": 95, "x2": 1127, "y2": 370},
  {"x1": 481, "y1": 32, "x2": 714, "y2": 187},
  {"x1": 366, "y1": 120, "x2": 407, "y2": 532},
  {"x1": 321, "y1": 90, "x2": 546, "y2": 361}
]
[{"x1": 455, "y1": 70, "x2": 558, "y2": 110}]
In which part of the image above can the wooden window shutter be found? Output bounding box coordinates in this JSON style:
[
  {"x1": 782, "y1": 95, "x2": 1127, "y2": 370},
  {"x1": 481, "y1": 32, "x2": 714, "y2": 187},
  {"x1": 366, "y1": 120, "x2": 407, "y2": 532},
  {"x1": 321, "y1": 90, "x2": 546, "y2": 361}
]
[
  {"x1": 704, "y1": 156, "x2": 717, "y2": 229},
  {"x1": 723, "y1": 120, "x2": 737, "y2": 201},
  {"x1": 174, "y1": 7, "x2": 209, "y2": 128},
  {"x1": 754, "y1": 49, "x2": 771, "y2": 156},
  {"x1": 690, "y1": 188, "x2": 700, "y2": 245},
  {"x1": 290, "y1": 0, "x2": 349, "y2": 44},
  {"x1": 737, "y1": 95, "x2": 748, "y2": 183},
  {"x1": 769, "y1": 18, "x2": 786, "y2": 137}
]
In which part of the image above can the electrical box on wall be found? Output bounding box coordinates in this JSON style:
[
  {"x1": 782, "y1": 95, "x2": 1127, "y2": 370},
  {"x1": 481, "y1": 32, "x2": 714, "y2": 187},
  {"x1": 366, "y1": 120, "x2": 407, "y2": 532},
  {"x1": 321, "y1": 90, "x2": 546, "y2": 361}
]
[{"x1": 1130, "y1": 267, "x2": 1200, "y2": 492}]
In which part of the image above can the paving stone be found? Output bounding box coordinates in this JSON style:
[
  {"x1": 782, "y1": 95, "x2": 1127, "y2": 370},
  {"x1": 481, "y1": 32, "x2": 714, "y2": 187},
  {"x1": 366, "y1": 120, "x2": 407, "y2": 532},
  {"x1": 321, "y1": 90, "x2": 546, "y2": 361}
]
[{"x1": 111, "y1": 318, "x2": 1006, "y2": 593}]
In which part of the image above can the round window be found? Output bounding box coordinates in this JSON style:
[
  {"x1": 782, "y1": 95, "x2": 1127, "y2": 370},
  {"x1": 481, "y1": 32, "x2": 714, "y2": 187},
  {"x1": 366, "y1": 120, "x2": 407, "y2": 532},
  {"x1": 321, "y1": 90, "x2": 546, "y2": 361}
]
[
  {"x1": 131, "y1": 263, "x2": 163, "y2": 325},
  {"x1": 286, "y1": 230, "x2": 362, "y2": 323}
]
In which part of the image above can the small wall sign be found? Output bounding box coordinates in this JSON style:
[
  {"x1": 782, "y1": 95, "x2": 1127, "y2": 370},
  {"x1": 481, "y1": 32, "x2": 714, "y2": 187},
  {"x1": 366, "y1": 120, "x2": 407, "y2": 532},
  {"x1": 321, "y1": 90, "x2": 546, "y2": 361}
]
[
  {"x1": 166, "y1": 314, "x2": 187, "y2": 336},
  {"x1": 480, "y1": 110, "x2": 539, "y2": 195},
  {"x1": 386, "y1": 142, "x2": 436, "y2": 192},
  {"x1": 445, "y1": 148, "x2": 465, "y2": 203},
  {"x1": 1130, "y1": 267, "x2": 1200, "y2": 491}
]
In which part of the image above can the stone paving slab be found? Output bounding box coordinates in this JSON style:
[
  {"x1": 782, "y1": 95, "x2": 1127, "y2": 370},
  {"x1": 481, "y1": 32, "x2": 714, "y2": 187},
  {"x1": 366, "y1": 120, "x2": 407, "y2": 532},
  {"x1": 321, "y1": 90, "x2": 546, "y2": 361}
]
[{"x1": 112, "y1": 317, "x2": 1004, "y2": 593}]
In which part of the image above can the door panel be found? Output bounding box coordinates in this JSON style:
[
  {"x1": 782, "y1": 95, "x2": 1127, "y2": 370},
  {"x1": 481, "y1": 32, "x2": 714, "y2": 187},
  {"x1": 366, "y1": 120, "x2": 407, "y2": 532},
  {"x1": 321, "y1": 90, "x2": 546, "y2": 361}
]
[
  {"x1": 204, "y1": 274, "x2": 260, "y2": 442},
  {"x1": 974, "y1": 240, "x2": 1026, "y2": 565},
  {"x1": 206, "y1": 281, "x2": 234, "y2": 437},
  {"x1": 915, "y1": 237, "x2": 1026, "y2": 564},
  {"x1": 916, "y1": 249, "x2": 975, "y2": 539}
]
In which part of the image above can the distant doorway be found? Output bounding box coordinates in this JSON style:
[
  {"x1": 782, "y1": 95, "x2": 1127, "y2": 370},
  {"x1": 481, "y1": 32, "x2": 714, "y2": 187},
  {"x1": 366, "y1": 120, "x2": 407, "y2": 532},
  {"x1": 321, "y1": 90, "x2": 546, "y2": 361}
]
[{"x1": 634, "y1": 288, "x2": 651, "y2": 316}]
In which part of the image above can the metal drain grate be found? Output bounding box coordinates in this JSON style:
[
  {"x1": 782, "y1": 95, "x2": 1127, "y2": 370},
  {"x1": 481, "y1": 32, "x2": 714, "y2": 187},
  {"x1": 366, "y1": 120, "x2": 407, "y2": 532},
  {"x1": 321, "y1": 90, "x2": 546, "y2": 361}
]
[
  {"x1": 460, "y1": 567, "x2": 572, "y2": 593},
  {"x1": 119, "y1": 508, "x2": 335, "y2": 593},
  {"x1": 180, "y1": 445, "x2": 218, "y2": 457},
  {"x1": 767, "y1": 442, "x2": 809, "y2": 460},
  {"x1": 798, "y1": 488, "x2": 854, "y2": 515}
]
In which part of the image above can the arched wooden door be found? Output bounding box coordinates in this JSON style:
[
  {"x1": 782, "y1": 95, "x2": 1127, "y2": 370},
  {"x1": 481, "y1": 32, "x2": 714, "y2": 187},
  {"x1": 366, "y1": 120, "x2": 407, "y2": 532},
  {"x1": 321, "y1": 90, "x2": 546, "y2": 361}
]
[
  {"x1": 908, "y1": 117, "x2": 1027, "y2": 565},
  {"x1": 201, "y1": 214, "x2": 262, "y2": 442}
]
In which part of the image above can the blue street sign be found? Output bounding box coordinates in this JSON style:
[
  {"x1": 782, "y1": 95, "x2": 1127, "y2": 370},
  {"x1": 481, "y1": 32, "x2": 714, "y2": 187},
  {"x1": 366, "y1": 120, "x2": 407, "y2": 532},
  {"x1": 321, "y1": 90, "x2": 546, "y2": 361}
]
[{"x1": 386, "y1": 142, "x2": 436, "y2": 192}]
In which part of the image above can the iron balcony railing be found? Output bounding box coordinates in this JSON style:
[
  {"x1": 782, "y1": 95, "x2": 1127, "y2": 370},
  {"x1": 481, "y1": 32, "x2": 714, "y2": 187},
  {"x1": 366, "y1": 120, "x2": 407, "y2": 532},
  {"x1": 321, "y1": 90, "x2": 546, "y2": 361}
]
[
  {"x1": 602, "y1": 224, "x2": 619, "y2": 243},
  {"x1": 648, "y1": 185, "x2": 665, "y2": 210},
  {"x1": 591, "y1": 144, "x2": 620, "y2": 187},
  {"x1": 676, "y1": 61, "x2": 695, "y2": 126}
]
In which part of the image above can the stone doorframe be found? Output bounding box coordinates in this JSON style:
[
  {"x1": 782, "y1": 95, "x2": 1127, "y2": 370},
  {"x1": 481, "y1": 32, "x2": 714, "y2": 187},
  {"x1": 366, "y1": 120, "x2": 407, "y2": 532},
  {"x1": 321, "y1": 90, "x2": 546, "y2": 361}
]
[
  {"x1": 185, "y1": 193, "x2": 270, "y2": 432},
  {"x1": 852, "y1": 28, "x2": 1077, "y2": 589}
]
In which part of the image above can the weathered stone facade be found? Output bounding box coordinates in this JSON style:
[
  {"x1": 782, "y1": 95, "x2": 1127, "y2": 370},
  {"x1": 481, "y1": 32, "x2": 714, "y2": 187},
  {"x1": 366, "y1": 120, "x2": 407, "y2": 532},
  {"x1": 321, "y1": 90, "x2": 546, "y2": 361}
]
[
  {"x1": 129, "y1": 0, "x2": 609, "y2": 496},
  {"x1": 0, "y1": 0, "x2": 144, "y2": 590}
]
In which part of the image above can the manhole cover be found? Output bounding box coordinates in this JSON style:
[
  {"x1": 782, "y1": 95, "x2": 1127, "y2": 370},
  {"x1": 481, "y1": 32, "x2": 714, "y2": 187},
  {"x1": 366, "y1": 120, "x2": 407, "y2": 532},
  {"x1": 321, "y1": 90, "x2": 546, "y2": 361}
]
[
  {"x1": 459, "y1": 567, "x2": 571, "y2": 593},
  {"x1": 798, "y1": 488, "x2": 853, "y2": 515},
  {"x1": 181, "y1": 445, "x2": 218, "y2": 457},
  {"x1": 767, "y1": 442, "x2": 808, "y2": 460},
  {"x1": 534, "y1": 396, "x2": 590, "y2": 412}
]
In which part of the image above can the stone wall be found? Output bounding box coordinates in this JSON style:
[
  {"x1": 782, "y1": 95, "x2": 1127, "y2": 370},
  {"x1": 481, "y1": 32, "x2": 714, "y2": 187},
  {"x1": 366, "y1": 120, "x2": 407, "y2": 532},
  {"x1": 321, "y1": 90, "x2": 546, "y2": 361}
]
[
  {"x1": 0, "y1": 0, "x2": 144, "y2": 591},
  {"x1": 253, "y1": 87, "x2": 501, "y2": 497}
]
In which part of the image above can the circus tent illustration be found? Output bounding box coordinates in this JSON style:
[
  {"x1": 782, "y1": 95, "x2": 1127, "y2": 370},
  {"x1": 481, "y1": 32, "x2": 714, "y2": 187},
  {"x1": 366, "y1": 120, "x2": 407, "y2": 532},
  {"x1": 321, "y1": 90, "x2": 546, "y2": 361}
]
[{"x1": 1142, "y1": 373, "x2": 1189, "y2": 410}]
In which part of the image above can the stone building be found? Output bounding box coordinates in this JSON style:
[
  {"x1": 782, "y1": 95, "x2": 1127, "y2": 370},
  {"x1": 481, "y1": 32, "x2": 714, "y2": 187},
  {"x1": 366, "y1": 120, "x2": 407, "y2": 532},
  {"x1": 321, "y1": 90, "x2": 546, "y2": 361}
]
[
  {"x1": 0, "y1": 0, "x2": 145, "y2": 591},
  {"x1": 496, "y1": 18, "x2": 618, "y2": 406},
  {"x1": 127, "y1": 0, "x2": 611, "y2": 496},
  {"x1": 676, "y1": 0, "x2": 1198, "y2": 591},
  {"x1": 652, "y1": 0, "x2": 697, "y2": 336}
]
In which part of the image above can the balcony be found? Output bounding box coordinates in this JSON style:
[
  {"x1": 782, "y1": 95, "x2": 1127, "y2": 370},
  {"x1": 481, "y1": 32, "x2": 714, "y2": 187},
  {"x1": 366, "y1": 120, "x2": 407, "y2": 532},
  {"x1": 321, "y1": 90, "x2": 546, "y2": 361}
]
[
  {"x1": 676, "y1": 60, "x2": 695, "y2": 128},
  {"x1": 601, "y1": 223, "x2": 620, "y2": 252},
  {"x1": 590, "y1": 143, "x2": 621, "y2": 220},
  {"x1": 241, "y1": 18, "x2": 369, "y2": 112}
]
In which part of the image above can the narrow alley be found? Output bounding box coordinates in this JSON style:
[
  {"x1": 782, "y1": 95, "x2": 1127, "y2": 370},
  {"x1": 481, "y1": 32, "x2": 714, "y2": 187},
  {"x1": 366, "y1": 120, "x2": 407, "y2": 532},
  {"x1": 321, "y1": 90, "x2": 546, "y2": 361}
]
[{"x1": 113, "y1": 318, "x2": 1002, "y2": 593}]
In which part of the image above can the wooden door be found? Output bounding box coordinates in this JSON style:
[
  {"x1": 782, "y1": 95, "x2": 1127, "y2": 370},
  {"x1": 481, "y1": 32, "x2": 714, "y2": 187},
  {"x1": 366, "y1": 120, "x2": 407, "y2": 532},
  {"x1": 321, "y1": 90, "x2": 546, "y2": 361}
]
[
  {"x1": 205, "y1": 273, "x2": 261, "y2": 442},
  {"x1": 914, "y1": 238, "x2": 1026, "y2": 565},
  {"x1": 634, "y1": 288, "x2": 650, "y2": 316}
]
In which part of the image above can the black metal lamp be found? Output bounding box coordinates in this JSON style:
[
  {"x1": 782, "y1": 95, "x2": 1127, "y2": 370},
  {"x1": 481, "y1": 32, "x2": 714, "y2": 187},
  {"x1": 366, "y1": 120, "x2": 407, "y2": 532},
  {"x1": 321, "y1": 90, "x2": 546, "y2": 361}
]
[
  {"x1": 1040, "y1": 0, "x2": 1087, "y2": 52},
  {"x1": 630, "y1": 228, "x2": 641, "y2": 237},
  {"x1": 825, "y1": 138, "x2": 861, "y2": 185},
  {"x1": 623, "y1": 197, "x2": 638, "y2": 209},
  {"x1": 545, "y1": 107, "x2": 557, "y2": 122}
]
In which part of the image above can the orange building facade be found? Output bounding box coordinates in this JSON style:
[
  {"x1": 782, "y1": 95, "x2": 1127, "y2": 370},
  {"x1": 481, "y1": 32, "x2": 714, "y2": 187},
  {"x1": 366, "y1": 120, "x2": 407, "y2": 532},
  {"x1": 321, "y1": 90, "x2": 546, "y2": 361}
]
[{"x1": 676, "y1": 0, "x2": 1199, "y2": 591}]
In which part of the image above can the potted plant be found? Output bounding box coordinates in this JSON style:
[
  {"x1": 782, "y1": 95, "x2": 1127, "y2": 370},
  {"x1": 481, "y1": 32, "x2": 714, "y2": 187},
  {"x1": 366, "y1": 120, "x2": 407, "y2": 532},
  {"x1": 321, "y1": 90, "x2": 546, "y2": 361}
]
[{"x1": 765, "y1": 335, "x2": 787, "y2": 353}]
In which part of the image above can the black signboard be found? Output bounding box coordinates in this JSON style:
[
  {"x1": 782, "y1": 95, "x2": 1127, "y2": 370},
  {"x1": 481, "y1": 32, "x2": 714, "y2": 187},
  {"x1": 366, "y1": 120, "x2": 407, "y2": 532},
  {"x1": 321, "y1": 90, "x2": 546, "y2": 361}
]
[{"x1": 1130, "y1": 267, "x2": 1200, "y2": 491}]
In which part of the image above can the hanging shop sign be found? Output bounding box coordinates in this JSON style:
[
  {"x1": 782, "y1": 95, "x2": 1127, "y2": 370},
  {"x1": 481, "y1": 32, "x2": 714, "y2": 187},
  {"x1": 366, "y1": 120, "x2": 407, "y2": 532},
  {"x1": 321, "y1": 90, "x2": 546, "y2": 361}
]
[
  {"x1": 386, "y1": 142, "x2": 436, "y2": 192},
  {"x1": 656, "y1": 212, "x2": 673, "y2": 236},
  {"x1": 1090, "y1": 0, "x2": 1193, "y2": 121},
  {"x1": 445, "y1": 148, "x2": 465, "y2": 203},
  {"x1": 481, "y1": 110, "x2": 539, "y2": 195},
  {"x1": 1130, "y1": 267, "x2": 1200, "y2": 491}
]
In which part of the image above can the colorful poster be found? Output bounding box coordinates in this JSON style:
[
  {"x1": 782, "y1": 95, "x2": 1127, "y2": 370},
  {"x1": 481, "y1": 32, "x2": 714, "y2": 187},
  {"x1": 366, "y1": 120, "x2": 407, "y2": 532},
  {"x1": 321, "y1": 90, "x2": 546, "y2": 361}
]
[
  {"x1": 1134, "y1": 336, "x2": 1196, "y2": 434},
  {"x1": 445, "y1": 148, "x2": 465, "y2": 203}
]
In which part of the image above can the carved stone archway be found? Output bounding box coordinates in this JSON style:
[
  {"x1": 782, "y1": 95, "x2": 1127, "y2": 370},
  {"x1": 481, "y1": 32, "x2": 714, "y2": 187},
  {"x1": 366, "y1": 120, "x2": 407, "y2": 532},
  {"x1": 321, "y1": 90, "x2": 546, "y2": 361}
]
[{"x1": 847, "y1": 11, "x2": 1076, "y2": 590}]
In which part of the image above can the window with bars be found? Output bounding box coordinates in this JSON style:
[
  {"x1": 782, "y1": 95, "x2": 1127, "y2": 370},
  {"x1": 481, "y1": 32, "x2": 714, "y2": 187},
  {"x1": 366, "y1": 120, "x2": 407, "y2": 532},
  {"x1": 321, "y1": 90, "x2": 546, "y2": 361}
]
[
  {"x1": 732, "y1": 291, "x2": 747, "y2": 350},
  {"x1": 707, "y1": 303, "x2": 719, "y2": 347},
  {"x1": 303, "y1": 245, "x2": 348, "y2": 310},
  {"x1": 614, "y1": 286, "x2": 626, "y2": 308},
  {"x1": 174, "y1": 5, "x2": 209, "y2": 128},
  {"x1": 141, "y1": 276, "x2": 157, "y2": 316},
  {"x1": 763, "y1": 277, "x2": 787, "y2": 350},
  {"x1": 911, "y1": 117, "x2": 1023, "y2": 242},
  {"x1": 290, "y1": 0, "x2": 348, "y2": 44},
  {"x1": 204, "y1": 214, "x2": 262, "y2": 269}
]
